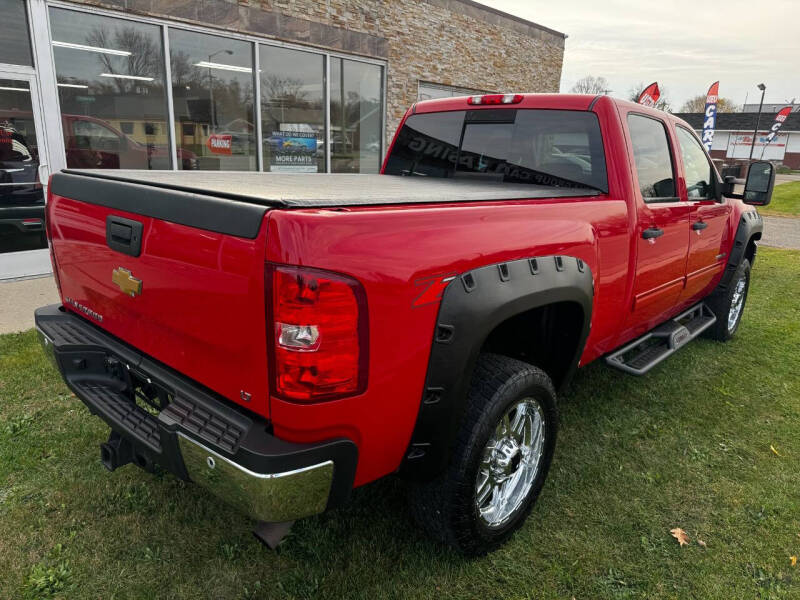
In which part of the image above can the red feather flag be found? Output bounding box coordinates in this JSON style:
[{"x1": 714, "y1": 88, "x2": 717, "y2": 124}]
[
  {"x1": 637, "y1": 82, "x2": 660, "y2": 107},
  {"x1": 765, "y1": 106, "x2": 793, "y2": 144}
]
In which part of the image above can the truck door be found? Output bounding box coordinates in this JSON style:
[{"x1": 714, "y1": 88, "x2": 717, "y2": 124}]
[
  {"x1": 674, "y1": 126, "x2": 731, "y2": 302},
  {"x1": 624, "y1": 113, "x2": 692, "y2": 331}
]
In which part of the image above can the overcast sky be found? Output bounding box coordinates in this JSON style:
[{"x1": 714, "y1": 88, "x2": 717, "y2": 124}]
[{"x1": 476, "y1": 0, "x2": 800, "y2": 111}]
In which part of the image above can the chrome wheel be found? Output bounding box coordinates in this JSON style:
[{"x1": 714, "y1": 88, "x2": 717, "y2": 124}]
[
  {"x1": 727, "y1": 275, "x2": 746, "y2": 332},
  {"x1": 475, "y1": 398, "x2": 545, "y2": 528}
]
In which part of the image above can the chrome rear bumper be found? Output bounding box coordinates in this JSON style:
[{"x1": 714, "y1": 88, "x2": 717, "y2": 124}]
[
  {"x1": 35, "y1": 304, "x2": 357, "y2": 524},
  {"x1": 178, "y1": 433, "x2": 334, "y2": 522}
]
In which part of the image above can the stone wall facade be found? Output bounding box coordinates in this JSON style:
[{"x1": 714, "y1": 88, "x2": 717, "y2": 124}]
[{"x1": 63, "y1": 0, "x2": 565, "y2": 142}]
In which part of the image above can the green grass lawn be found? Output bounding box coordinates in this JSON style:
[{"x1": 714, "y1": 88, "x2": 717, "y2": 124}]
[
  {"x1": 2, "y1": 247, "x2": 799, "y2": 600},
  {"x1": 760, "y1": 182, "x2": 800, "y2": 217}
]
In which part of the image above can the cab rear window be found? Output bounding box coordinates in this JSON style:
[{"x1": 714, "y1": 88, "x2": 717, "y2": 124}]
[{"x1": 384, "y1": 109, "x2": 608, "y2": 192}]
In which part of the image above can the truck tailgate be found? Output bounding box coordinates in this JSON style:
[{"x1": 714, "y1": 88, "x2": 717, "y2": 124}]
[{"x1": 47, "y1": 174, "x2": 271, "y2": 417}]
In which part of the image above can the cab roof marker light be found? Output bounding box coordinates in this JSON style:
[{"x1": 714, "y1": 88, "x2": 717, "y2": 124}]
[{"x1": 468, "y1": 94, "x2": 524, "y2": 105}]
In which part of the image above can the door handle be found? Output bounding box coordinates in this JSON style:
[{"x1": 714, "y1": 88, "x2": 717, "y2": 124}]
[
  {"x1": 106, "y1": 215, "x2": 143, "y2": 257},
  {"x1": 642, "y1": 227, "x2": 664, "y2": 240},
  {"x1": 692, "y1": 221, "x2": 708, "y2": 231}
]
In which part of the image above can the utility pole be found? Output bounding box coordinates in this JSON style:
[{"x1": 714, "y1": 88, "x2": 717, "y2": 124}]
[{"x1": 748, "y1": 83, "x2": 766, "y2": 161}]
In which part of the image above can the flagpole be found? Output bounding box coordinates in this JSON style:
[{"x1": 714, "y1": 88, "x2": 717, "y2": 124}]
[{"x1": 749, "y1": 83, "x2": 766, "y2": 161}]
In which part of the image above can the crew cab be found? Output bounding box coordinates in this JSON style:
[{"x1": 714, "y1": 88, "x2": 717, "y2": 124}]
[{"x1": 35, "y1": 94, "x2": 773, "y2": 555}]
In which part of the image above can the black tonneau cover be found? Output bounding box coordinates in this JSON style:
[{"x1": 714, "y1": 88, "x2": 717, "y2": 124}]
[
  {"x1": 51, "y1": 170, "x2": 600, "y2": 238},
  {"x1": 59, "y1": 170, "x2": 600, "y2": 207}
]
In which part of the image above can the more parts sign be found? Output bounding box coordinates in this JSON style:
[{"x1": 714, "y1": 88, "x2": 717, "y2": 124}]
[
  {"x1": 266, "y1": 130, "x2": 318, "y2": 173},
  {"x1": 206, "y1": 134, "x2": 232, "y2": 155}
]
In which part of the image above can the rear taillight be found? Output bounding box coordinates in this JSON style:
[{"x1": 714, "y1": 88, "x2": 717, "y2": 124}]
[
  {"x1": 269, "y1": 265, "x2": 368, "y2": 402},
  {"x1": 467, "y1": 94, "x2": 523, "y2": 105}
]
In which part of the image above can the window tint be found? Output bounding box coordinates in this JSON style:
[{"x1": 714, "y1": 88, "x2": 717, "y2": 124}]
[
  {"x1": 384, "y1": 111, "x2": 463, "y2": 177},
  {"x1": 627, "y1": 114, "x2": 676, "y2": 200},
  {"x1": 676, "y1": 126, "x2": 714, "y2": 199},
  {"x1": 384, "y1": 109, "x2": 608, "y2": 192}
]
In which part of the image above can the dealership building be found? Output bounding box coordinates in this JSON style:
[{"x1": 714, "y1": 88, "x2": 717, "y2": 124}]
[
  {"x1": 675, "y1": 110, "x2": 800, "y2": 169},
  {"x1": 0, "y1": 0, "x2": 565, "y2": 279}
]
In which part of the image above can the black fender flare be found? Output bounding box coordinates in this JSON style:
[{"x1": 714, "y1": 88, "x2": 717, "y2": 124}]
[
  {"x1": 399, "y1": 255, "x2": 594, "y2": 480},
  {"x1": 718, "y1": 211, "x2": 763, "y2": 292}
]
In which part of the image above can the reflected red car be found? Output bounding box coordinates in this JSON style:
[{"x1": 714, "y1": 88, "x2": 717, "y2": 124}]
[{"x1": 62, "y1": 114, "x2": 198, "y2": 170}]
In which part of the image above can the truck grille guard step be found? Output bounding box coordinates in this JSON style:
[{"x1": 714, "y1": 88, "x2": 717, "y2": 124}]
[{"x1": 605, "y1": 303, "x2": 716, "y2": 375}]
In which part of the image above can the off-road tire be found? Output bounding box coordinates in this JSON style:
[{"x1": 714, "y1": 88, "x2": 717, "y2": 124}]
[
  {"x1": 703, "y1": 258, "x2": 751, "y2": 342},
  {"x1": 408, "y1": 353, "x2": 558, "y2": 555}
]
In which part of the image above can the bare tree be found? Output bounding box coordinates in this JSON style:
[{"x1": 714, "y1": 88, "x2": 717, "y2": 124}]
[
  {"x1": 629, "y1": 82, "x2": 671, "y2": 112},
  {"x1": 570, "y1": 76, "x2": 611, "y2": 95},
  {"x1": 679, "y1": 95, "x2": 739, "y2": 113},
  {"x1": 261, "y1": 75, "x2": 310, "y2": 107},
  {"x1": 170, "y1": 50, "x2": 199, "y2": 89},
  {"x1": 86, "y1": 26, "x2": 162, "y2": 94}
]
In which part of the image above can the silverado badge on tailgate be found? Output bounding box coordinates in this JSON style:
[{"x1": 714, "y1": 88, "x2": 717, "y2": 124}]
[{"x1": 112, "y1": 267, "x2": 142, "y2": 297}]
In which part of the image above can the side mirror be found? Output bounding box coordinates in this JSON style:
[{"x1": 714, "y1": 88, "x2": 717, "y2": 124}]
[{"x1": 743, "y1": 161, "x2": 775, "y2": 206}]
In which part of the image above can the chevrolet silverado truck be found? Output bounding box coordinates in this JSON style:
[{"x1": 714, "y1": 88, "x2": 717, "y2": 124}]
[{"x1": 35, "y1": 93, "x2": 774, "y2": 555}]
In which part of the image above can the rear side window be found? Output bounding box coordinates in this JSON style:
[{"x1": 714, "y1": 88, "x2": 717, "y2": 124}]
[
  {"x1": 384, "y1": 109, "x2": 608, "y2": 192},
  {"x1": 627, "y1": 114, "x2": 677, "y2": 201},
  {"x1": 676, "y1": 126, "x2": 714, "y2": 199}
]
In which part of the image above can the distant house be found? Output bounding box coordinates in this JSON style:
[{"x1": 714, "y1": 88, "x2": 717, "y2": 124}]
[{"x1": 675, "y1": 111, "x2": 800, "y2": 169}]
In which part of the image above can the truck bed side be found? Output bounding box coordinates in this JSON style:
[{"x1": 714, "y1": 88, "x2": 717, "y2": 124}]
[{"x1": 265, "y1": 196, "x2": 630, "y2": 485}]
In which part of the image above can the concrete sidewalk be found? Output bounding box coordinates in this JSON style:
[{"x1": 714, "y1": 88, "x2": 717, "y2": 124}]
[
  {"x1": 776, "y1": 174, "x2": 800, "y2": 185},
  {"x1": 761, "y1": 216, "x2": 800, "y2": 250},
  {"x1": 0, "y1": 276, "x2": 60, "y2": 334}
]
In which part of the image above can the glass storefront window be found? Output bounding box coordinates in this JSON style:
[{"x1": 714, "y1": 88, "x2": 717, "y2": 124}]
[
  {"x1": 0, "y1": 79, "x2": 46, "y2": 254},
  {"x1": 260, "y1": 46, "x2": 324, "y2": 173},
  {"x1": 0, "y1": 0, "x2": 33, "y2": 67},
  {"x1": 170, "y1": 29, "x2": 256, "y2": 171},
  {"x1": 49, "y1": 8, "x2": 172, "y2": 170},
  {"x1": 330, "y1": 58, "x2": 383, "y2": 173}
]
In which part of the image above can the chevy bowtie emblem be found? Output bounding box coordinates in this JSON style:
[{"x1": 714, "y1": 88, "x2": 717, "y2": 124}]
[{"x1": 112, "y1": 267, "x2": 142, "y2": 297}]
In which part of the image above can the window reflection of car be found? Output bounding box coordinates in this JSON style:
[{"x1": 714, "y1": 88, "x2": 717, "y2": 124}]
[
  {"x1": 63, "y1": 115, "x2": 198, "y2": 170},
  {"x1": 331, "y1": 132, "x2": 356, "y2": 155},
  {"x1": 0, "y1": 121, "x2": 46, "y2": 249}
]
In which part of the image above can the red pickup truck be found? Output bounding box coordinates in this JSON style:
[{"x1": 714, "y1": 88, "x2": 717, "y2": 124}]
[{"x1": 35, "y1": 93, "x2": 773, "y2": 555}]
